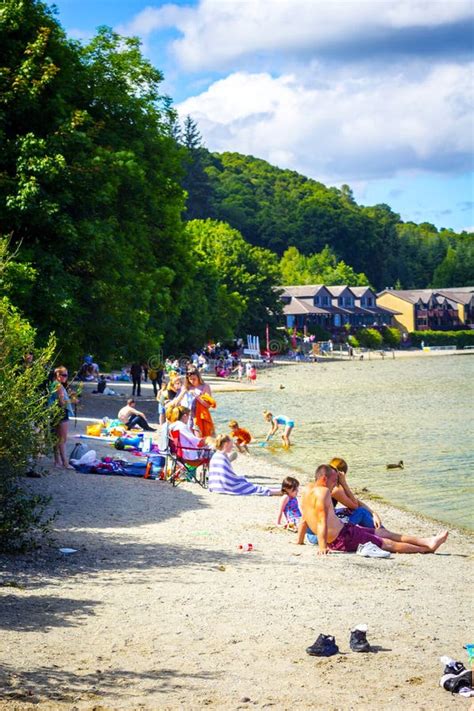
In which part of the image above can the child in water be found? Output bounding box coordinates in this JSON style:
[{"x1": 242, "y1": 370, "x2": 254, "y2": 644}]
[
  {"x1": 228, "y1": 420, "x2": 252, "y2": 455},
  {"x1": 277, "y1": 476, "x2": 301, "y2": 530},
  {"x1": 263, "y1": 410, "x2": 294, "y2": 448}
]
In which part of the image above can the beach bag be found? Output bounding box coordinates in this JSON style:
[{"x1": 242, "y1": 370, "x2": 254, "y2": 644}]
[{"x1": 69, "y1": 443, "x2": 89, "y2": 463}]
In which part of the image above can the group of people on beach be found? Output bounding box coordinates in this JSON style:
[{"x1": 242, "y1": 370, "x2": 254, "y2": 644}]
[{"x1": 53, "y1": 350, "x2": 449, "y2": 557}]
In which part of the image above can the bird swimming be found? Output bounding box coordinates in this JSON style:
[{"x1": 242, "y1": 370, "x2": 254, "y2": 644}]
[{"x1": 386, "y1": 460, "x2": 404, "y2": 470}]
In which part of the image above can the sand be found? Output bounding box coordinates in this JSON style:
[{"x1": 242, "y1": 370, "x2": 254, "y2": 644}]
[{"x1": 0, "y1": 388, "x2": 473, "y2": 711}]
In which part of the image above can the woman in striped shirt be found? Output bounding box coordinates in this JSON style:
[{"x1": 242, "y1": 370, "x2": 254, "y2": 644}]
[{"x1": 208, "y1": 435, "x2": 281, "y2": 496}]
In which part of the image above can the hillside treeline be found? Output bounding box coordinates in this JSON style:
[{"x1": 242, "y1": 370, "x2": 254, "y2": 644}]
[
  {"x1": 185, "y1": 149, "x2": 473, "y2": 291},
  {"x1": 1, "y1": 0, "x2": 472, "y2": 366}
]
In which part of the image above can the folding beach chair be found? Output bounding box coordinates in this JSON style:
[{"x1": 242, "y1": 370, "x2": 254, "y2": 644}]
[{"x1": 167, "y1": 429, "x2": 212, "y2": 488}]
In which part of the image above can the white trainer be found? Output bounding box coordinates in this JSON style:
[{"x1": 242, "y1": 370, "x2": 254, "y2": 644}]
[{"x1": 356, "y1": 542, "x2": 391, "y2": 558}]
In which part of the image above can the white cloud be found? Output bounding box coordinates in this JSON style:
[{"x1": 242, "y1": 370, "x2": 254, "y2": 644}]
[
  {"x1": 119, "y1": 0, "x2": 473, "y2": 70},
  {"x1": 177, "y1": 63, "x2": 474, "y2": 182}
]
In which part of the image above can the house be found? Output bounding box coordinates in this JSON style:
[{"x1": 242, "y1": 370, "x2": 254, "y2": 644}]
[
  {"x1": 376, "y1": 287, "x2": 474, "y2": 332},
  {"x1": 280, "y1": 284, "x2": 398, "y2": 333}
]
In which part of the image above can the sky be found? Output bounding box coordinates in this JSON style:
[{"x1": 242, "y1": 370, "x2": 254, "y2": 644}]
[{"x1": 54, "y1": 0, "x2": 474, "y2": 232}]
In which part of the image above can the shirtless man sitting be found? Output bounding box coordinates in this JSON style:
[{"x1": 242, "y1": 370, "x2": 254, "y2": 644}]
[{"x1": 298, "y1": 464, "x2": 448, "y2": 555}]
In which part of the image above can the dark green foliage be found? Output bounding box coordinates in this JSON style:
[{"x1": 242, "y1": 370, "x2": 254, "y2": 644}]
[
  {"x1": 0, "y1": 241, "x2": 56, "y2": 550},
  {"x1": 191, "y1": 152, "x2": 474, "y2": 290},
  {"x1": 180, "y1": 116, "x2": 214, "y2": 221},
  {"x1": 409, "y1": 330, "x2": 474, "y2": 348},
  {"x1": 0, "y1": 2, "x2": 190, "y2": 364}
]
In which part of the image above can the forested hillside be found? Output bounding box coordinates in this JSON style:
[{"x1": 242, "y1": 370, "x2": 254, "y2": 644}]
[
  {"x1": 1, "y1": 1, "x2": 472, "y2": 366},
  {"x1": 186, "y1": 148, "x2": 473, "y2": 291}
]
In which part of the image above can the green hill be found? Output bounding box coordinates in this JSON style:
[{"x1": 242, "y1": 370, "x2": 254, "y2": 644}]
[{"x1": 187, "y1": 149, "x2": 473, "y2": 291}]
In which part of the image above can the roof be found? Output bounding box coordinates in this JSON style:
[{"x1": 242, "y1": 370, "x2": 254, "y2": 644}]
[
  {"x1": 377, "y1": 288, "x2": 474, "y2": 306},
  {"x1": 437, "y1": 290, "x2": 474, "y2": 305},
  {"x1": 326, "y1": 285, "x2": 354, "y2": 297},
  {"x1": 280, "y1": 285, "x2": 328, "y2": 298},
  {"x1": 350, "y1": 286, "x2": 376, "y2": 297},
  {"x1": 282, "y1": 298, "x2": 331, "y2": 316}
]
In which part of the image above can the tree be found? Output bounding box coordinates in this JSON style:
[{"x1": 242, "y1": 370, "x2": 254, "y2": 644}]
[
  {"x1": 185, "y1": 219, "x2": 282, "y2": 337},
  {"x1": 0, "y1": 238, "x2": 56, "y2": 551},
  {"x1": 1, "y1": 3, "x2": 190, "y2": 364},
  {"x1": 180, "y1": 115, "x2": 214, "y2": 220},
  {"x1": 280, "y1": 245, "x2": 370, "y2": 286}
]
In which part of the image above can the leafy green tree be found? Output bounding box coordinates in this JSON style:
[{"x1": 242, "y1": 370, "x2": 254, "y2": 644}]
[
  {"x1": 1, "y1": 3, "x2": 190, "y2": 364},
  {"x1": 185, "y1": 219, "x2": 281, "y2": 336},
  {"x1": 280, "y1": 245, "x2": 369, "y2": 286}
]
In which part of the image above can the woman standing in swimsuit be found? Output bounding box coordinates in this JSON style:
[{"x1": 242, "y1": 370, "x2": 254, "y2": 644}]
[
  {"x1": 263, "y1": 410, "x2": 294, "y2": 448},
  {"x1": 49, "y1": 367, "x2": 74, "y2": 469}
]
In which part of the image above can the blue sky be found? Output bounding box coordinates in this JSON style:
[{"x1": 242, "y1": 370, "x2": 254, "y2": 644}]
[{"x1": 53, "y1": 0, "x2": 474, "y2": 232}]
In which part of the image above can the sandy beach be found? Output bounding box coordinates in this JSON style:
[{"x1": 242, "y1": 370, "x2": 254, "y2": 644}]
[{"x1": 0, "y1": 387, "x2": 473, "y2": 711}]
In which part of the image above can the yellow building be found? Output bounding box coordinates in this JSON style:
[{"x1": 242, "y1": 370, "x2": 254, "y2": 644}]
[{"x1": 377, "y1": 288, "x2": 474, "y2": 333}]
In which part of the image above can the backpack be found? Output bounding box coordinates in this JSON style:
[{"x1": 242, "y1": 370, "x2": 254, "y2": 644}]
[{"x1": 69, "y1": 443, "x2": 89, "y2": 463}]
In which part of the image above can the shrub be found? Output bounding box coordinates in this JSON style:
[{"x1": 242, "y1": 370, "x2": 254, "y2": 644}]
[
  {"x1": 409, "y1": 330, "x2": 474, "y2": 349},
  {"x1": 347, "y1": 335, "x2": 359, "y2": 348},
  {"x1": 382, "y1": 326, "x2": 401, "y2": 348},
  {"x1": 356, "y1": 328, "x2": 383, "y2": 349},
  {"x1": 0, "y1": 296, "x2": 57, "y2": 552}
]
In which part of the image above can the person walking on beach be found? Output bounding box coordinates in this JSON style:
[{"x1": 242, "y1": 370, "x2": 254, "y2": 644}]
[{"x1": 298, "y1": 465, "x2": 448, "y2": 555}]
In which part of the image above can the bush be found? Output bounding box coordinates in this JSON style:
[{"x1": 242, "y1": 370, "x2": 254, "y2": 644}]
[
  {"x1": 0, "y1": 296, "x2": 56, "y2": 552},
  {"x1": 347, "y1": 335, "x2": 359, "y2": 348},
  {"x1": 409, "y1": 330, "x2": 474, "y2": 349},
  {"x1": 356, "y1": 328, "x2": 383, "y2": 349},
  {"x1": 382, "y1": 326, "x2": 401, "y2": 348}
]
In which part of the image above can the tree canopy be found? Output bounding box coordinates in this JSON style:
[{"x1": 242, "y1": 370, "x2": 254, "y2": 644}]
[{"x1": 1, "y1": 0, "x2": 472, "y2": 368}]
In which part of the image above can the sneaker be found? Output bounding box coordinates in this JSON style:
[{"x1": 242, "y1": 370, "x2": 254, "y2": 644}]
[
  {"x1": 440, "y1": 656, "x2": 466, "y2": 676},
  {"x1": 356, "y1": 542, "x2": 391, "y2": 558},
  {"x1": 350, "y1": 624, "x2": 371, "y2": 652},
  {"x1": 306, "y1": 634, "x2": 339, "y2": 657},
  {"x1": 440, "y1": 670, "x2": 472, "y2": 693}
]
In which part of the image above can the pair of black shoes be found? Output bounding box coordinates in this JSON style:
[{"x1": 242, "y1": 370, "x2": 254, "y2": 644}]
[
  {"x1": 306, "y1": 626, "x2": 371, "y2": 657},
  {"x1": 440, "y1": 661, "x2": 472, "y2": 694}
]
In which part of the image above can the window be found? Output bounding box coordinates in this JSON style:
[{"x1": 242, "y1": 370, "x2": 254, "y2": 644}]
[
  {"x1": 314, "y1": 296, "x2": 320, "y2": 305},
  {"x1": 338, "y1": 297, "x2": 343, "y2": 306},
  {"x1": 323, "y1": 296, "x2": 329, "y2": 306},
  {"x1": 345, "y1": 297, "x2": 353, "y2": 307},
  {"x1": 367, "y1": 297, "x2": 373, "y2": 306}
]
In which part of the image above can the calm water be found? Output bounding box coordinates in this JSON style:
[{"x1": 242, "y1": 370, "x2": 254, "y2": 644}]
[{"x1": 214, "y1": 355, "x2": 474, "y2": 531}]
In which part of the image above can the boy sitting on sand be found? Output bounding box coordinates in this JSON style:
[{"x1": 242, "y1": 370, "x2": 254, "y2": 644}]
[
  {"x1": 298, "y1": 464, "x2": 449, "y2": 555},
  {"x1": 229, "y1": 420, "x2": 252, "y2": 455}
]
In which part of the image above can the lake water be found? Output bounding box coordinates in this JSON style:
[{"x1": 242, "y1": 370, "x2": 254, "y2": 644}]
[{"x1": 214, "y1": 355, "x2": 474, "y2": 531}]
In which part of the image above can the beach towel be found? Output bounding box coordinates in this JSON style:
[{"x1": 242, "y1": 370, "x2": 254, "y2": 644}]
[
  {"x1": 194, "y1": 393, "x2": 216, "y2": 437},
  {"x1": 208, "y1": 451, "x2": 271, "y2": 496}
]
